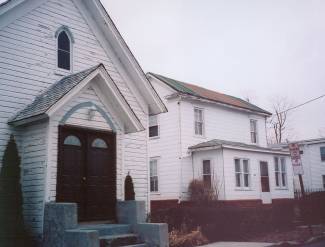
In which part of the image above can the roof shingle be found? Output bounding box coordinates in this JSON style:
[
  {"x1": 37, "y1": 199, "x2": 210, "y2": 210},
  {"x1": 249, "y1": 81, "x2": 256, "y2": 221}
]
[
  {"x1": 149, "y1": 73, "x2": 271, "y2": 115},
  {"x1": 9, "y1": 64, "x2": 101, "y2": 124}
]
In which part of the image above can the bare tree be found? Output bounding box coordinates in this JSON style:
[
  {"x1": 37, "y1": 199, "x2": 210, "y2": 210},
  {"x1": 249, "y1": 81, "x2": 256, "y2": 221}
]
[{"x1": 268, "y1": 97, "x2": 292, "y2": 144}]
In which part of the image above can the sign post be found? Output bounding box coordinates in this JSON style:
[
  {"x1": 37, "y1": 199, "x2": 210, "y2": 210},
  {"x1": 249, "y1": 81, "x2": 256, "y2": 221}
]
[{"x1": 288, "y1": 143, "x2": 305, "y2": 195}]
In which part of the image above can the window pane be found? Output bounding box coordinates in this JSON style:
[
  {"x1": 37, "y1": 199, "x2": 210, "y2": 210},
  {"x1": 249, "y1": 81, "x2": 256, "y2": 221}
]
[
  {"x1": 149, "y1": 115, "x2": 158, "y2": 127},
  {"x1": 91, "y1": 138, "x2": 108, "y2": 149},
  {"x1": 150, "y1": 176, "x2": 158, "y2": 192},
  {"x1": 58, "y1": 31, "x2": 70, "y2": 51},
  {"x1": 320, "y1": 147, "x2": 325, "y2": 161},
  {"x1": 243, "y1": 160, "x2": 249, "y2": 173},
  {"x1": 323, "y1": 175, "x2": 325, "y2": 189},
  {"x1": 149, "y1": 126, "x2": 159, "y2": 137},
  {"x1": 58, "y1": 50, "x2": 70, "y2": 70},
  {"x1": 250, "y1": 120, "x2": 256, "y2": 132},
  {"x1": 251, "y1": 132, "x2": 257, "y2": 143},
  {"x1": 203, "y1": 160, "x2": 211, "y2": 174},
  {"x1": 235, "y1": 159, "x2": 241, "y2": 172},
  {"x1": 244, "y1": 174, "x2": 249, "y2": 187},
  {"x1": 275, "y1": 172, "x2": 280, "y2": 187},
  {"x1": 150, "y1": 160, "x2": 157, "y2": 176},
  {"x1": 64, "y1": 135, "x2": 81, "y2": 146},
  {"x1": 281, "y1": 173, "x2": 286, "y2": 187},
  {"x1": 236, "y1": 174, "x2": 241, "y2": 187}
]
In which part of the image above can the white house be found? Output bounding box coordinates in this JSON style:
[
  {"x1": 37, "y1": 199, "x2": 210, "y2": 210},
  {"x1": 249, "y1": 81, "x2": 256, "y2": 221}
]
[
  {"x1": 0, "y1": 0, "x2": 167, "y2": 242},
  {"x1": 276, "y1": 138, "x2": 325, "y2": 191},
  {"x1": 147, "y1": 73, "x2": 294, "y2": 208}
]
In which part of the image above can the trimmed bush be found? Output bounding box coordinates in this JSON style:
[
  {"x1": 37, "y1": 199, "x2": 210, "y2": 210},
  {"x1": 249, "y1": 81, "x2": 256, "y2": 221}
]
[
  {"x1": 0, "y1": 135, "x2": 32, "y2": 246},
  {"x1": 124, "y1": 173, "x2": 135, "y2": 200}
]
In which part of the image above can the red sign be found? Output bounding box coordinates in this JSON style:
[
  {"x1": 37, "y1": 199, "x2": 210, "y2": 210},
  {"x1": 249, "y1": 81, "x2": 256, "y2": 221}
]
[{"x1": 289, "y1": 143, "x2": 304, "y2": 175}]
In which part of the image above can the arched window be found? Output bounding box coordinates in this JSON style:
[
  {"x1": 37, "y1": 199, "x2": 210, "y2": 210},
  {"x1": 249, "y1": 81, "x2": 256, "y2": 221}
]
[
  {"x1": 91, "y1": 138, "x2": 108, "y2": 149},
  {"x1": 63, "y1": 135, "x2": 81, "y2": 146},
  {"x1": 57, "y1": 30, "x2": 71, "y2": 70}
]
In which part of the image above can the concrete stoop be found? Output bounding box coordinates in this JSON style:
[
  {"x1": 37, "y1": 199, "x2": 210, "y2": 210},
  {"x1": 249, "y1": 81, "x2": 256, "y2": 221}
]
[{"x1": 42, "y1": 202, "x2": 168, "y2": 247}]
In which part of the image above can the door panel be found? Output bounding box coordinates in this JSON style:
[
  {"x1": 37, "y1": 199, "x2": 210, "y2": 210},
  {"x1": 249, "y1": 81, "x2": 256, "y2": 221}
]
[
  {"x1": 57, "y1": 126, "x2": 116, "y2": 221},
  {"x1": 260, "y1": 161, "x2": 270, "y2": 192}
]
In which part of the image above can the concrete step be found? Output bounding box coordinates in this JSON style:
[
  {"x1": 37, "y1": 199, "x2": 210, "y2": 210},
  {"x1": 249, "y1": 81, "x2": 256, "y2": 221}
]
[
  {"x1": 99, "y1": 233, "x2": 141, "y2": 247},
  {"x1": 78, "y1": 224, "x2": 131, "y2": 236},
  {"x1": 122, "y1": 244, "x2": 147, "y2": 247}
]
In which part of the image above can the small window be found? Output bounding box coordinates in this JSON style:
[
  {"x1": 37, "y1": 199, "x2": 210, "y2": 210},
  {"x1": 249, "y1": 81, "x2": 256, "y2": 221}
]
[
  {"x1": 275, "y1": 157, "x2": 287, "y2": 188},
  {"x1": 63, "y1": 135, "x2": 81, "y2": 146},
  {"x1": 91, "y1": 138, "x2": 108, "y2": 149},
  {"x1": 322, "y1": 175, "x2": 325, "y2": 189},
  {"x1": 150, "y1": 159, "x2": 159, "y2": 192},
  {"x1": 202, "y1": 160, "x2": 212, "y2": 188},
  {"x1": 149, "y1": 115, "x2": 159, "y2": 138},
  {"x1": 320, "y1": 147, "x2": 325, "y2": 161},
  {"x1": 250, "y1": 119, "x2": 258, "y2": 144},
  {"x1": 194, "y1": 108, "x2": 204, "y2": 136},
  {"x1": 57, "y1": 31, "x2": 71, "y2": 70},
  {"x1": 234, "y1": 158, "x2": 250, "y2": 188}
]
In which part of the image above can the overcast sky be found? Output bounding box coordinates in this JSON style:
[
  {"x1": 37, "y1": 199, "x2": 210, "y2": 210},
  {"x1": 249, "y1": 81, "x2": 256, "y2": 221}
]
[{"x1": 101, "y1": 0, "x2": 325, "y2": 141}]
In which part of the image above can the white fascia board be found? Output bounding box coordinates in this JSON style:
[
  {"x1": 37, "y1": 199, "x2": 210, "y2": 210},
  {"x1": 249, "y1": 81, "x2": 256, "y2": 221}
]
[
  {"x1": 0, "y1": 0, "x2": 47, "y2": 29},
  {"x1": 74, "y1": 0, "x2": 166, "y2": 115},
  {"x1": 168, "y1": 94, "x2": 270, "y2": 117}
]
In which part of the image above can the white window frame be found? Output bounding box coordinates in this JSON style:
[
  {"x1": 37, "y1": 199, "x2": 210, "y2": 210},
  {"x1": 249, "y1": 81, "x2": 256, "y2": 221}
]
[
  {"x1": 194, "y1": 107, "x2": 204, "y2": 136},
  {"x1": 202, "y1": 159, "x2": 212, "y2": 188},
  {"x1": 234, "y1": 158, "x2": 251, "y2": 189},
  {"x1": 150, "y1": 158, "x2": 159, "y2": 193},
  {"x1": 149, "y1": 115, "x2": 159, "y2": 139},
  {"x1": 250, "y1": 119, "x2": 258, "y2": 144},
  {"x1": 274, "y1": 157, "x2": 287, "y2": 189},
  {"x1": 55, "y1": 27, "x2": 74, "y2": 75}
]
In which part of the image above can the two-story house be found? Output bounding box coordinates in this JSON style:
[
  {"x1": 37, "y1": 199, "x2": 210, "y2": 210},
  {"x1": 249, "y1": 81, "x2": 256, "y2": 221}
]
[
  {"x1": 147, "y1": 73, "x2": 294, "y2": 209},
  {"x1": 0, "y1": 0, "x2": 167, "y2": 244}
]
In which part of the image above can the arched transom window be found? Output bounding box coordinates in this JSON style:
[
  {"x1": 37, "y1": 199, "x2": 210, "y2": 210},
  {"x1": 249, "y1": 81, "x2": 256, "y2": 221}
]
[{"x1": 57, "y1": 30, "x2": 72, "y2": 71}]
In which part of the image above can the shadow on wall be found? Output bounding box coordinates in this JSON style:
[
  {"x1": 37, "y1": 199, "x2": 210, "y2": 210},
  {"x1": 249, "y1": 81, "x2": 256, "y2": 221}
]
[{"x1": 0, "y1": 135, "x2": 33, "y2": 247}]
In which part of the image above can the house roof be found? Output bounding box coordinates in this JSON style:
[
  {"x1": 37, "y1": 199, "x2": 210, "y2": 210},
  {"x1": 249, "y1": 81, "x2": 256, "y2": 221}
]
[
  {"x1": 189, "y1": 139, "x2": 288, "y2": 154},
  {"x1": 148, "y1": 73, "x2": 271, "y2": 116},
  {"x1": 271, "y1": 137, "x2": 325, "y2": 148},
  {"x1": 9, "y1": 65, "x2": 101, "y2": 123}
]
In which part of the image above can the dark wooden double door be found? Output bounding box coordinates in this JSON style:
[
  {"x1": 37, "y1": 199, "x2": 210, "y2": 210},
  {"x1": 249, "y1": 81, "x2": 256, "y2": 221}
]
[{"x1": 56, "y1": 126, "x2": 116, "y2": 221}]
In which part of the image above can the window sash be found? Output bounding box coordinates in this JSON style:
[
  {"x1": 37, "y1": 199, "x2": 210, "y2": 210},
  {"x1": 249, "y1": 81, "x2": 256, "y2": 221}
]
[
  {"x1": 150, "y1": 159, "x2": 158, "y2": 192},
  {"x1": 194, "y1": 108, "x2": 204, "y2": 135},
  {"x1": 323, "y1": 175, "x2": 325, "y2": 189},
  {"x1": 235, "y1": 159, "x2": 250, "y2": 188},
  {"x1": 274, "y1": 157, "x2": 287, "y2": 188},
  {"x1": 149, "y1": 115, "x2": 159, "y2": 137},
  {"x1": 250, "y1": 120, "x2": 258, "y2": 143}
]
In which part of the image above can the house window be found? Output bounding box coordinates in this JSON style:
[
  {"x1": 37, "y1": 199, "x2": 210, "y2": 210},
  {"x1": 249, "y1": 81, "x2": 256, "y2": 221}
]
[
  {"x1": 194, "y1": 108, "x2": 204, "y2": 136},
  {"x1": 250, "y1": 119, "x2": 258, "y2": 143},
  {"x1": 323, "y1": 175, "x2": 325, "y2": 189},
  {"x1": 320, "y1": 147, "x2": 325, "y2": 161},
  {"x1": 57, "y1": 30, "x2": 71, "y2": 70},
  {"x1": 149, "y1": 115, "x2": 159, "y2": 138},
  {"x1": 234, "y1": 158, "x2": 250, "y2": 188},
  {"x1": 202, "y1": 160, "x2": 212, "y2": 188},
  {"x1": 150, "y1": 159, "x2": 158, "y2": 192},
  {"x1": 274, "y1": 157, "x2": 287, "y2": 188}
]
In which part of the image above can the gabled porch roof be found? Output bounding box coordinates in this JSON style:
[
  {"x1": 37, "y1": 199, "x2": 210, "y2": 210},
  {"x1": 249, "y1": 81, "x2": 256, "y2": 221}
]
[{"x1": 8, "y1": 64, "x2": 145, "y2": 133}]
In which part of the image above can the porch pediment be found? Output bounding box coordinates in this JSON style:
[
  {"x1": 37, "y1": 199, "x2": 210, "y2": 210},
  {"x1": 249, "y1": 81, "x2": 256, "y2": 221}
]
[{"x1": 8, "y1": 64, "x2": 144, "y2": 134}]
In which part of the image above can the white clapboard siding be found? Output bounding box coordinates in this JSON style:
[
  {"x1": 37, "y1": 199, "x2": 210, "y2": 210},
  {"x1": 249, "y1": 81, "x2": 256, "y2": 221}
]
[{"x1": 0, "y1": 0, "x2": 149, "y2": 238}]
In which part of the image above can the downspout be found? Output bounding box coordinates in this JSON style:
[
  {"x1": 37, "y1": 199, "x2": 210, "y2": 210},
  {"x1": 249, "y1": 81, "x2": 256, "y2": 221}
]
[
  {"x1": 221, "y1": 146, "x2": 226, "y2": 200},
  {"x1": 264, "y1": 116, "x2": 268, "y2": 146},
  {"x1": 178, "y1": 97, "x2": 183, "y2": 203},
  {"x1": 191, "y1": 151, "x2": 195, "y2": 180}
]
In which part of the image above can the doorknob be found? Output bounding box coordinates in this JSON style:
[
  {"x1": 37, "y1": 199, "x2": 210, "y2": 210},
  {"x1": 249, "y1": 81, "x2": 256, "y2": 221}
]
[{"x1": 82, "y1": 177, "x2": 86, "y2": 181}]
